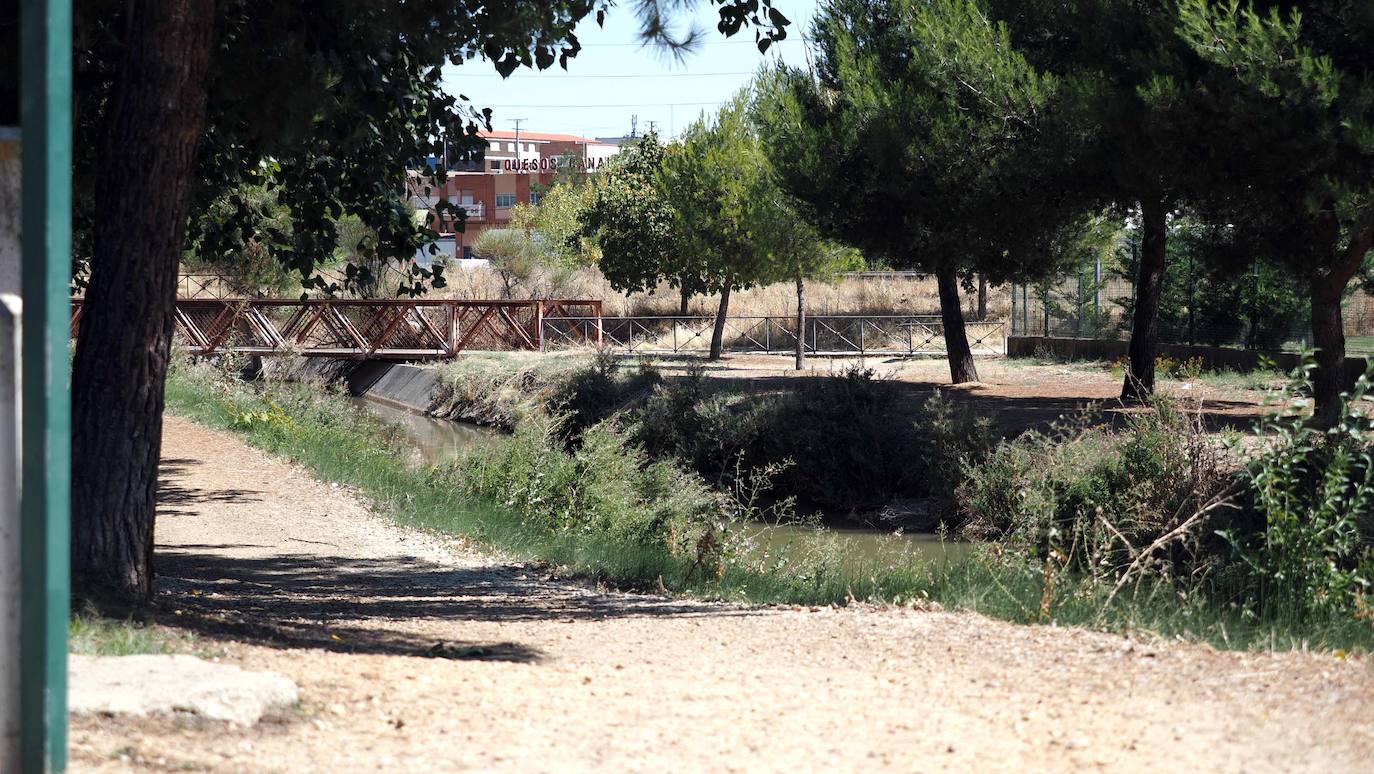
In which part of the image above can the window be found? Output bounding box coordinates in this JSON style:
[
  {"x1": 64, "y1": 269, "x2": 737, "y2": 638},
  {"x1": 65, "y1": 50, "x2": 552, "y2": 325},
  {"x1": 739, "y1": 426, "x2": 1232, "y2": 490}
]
[
  {"x1": 489, "y1": 160, "x2": 501, "y2": 170},
  {"x1": 495, "y1": 193, "x2": 517, "y2": 208},
  {"x1": 530, "y1": 190, "x2": 542, "y2": 205}
]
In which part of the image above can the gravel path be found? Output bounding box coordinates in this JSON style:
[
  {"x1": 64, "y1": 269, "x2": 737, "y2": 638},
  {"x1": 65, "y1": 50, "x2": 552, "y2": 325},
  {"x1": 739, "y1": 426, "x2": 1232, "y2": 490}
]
[{"x1": 71, "y1": 414, "x2": 1374, "y2": 772}]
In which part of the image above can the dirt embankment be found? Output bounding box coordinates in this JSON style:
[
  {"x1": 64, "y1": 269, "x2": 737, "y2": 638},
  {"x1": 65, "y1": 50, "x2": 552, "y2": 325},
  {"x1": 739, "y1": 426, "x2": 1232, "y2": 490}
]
[{"x1": 71, "y1": 413, "x2": 1373, "y2": 773}]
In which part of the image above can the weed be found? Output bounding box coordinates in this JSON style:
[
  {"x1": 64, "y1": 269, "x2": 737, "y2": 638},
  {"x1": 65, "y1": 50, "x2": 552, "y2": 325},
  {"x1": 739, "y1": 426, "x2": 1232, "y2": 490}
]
[
  {"x1": 1223, "y1": 365, "x2": 1374, "y2": 619},
  {"x1": 69, "y1": 607, "x2": 194, "y2": 656}
]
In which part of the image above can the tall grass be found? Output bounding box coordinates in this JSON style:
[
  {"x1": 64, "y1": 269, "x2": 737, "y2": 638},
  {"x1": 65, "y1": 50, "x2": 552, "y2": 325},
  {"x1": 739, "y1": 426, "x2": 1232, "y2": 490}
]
[
  {"x1": 438, "y1": 265, "x2": 1009, "y2": 319},
  {"x1": 163, "y1": 362, "x2": 1374, "y2": 652}
]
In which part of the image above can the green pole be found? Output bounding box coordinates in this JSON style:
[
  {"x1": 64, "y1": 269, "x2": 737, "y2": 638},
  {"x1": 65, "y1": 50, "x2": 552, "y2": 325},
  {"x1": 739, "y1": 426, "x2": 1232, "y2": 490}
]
[{"x1": 20, "y1": 0, "x2": 71, "y2": 770}]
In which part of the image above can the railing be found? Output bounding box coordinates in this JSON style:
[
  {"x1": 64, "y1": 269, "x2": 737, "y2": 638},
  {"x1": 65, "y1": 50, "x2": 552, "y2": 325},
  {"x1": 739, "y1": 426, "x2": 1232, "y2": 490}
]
[
  {"x1": 70, "y1": 298, "x2": 602, "y2": 359},
  {"x1": 176, "y1": 273, "x2": 249, "y2": 299},
  {"x1": 408, "y1": 199, "x2": 485, "y2": 220},
  {"x1": 541, "y1": 315, "x2": 1005, "y2": 356}
]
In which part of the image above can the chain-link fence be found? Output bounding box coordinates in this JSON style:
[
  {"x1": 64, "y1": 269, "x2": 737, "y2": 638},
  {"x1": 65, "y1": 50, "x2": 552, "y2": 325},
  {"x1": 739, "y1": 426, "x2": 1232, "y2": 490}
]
[{"x1": 1009, "y1": 259, "x2": 1374, "y2": 355}]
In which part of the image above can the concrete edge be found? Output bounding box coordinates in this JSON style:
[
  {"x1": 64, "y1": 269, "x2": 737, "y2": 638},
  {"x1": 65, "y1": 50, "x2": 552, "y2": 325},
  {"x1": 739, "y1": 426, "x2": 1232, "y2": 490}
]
[{"x1": 344, "y1": 362, "x2": 441, "y2": 415}]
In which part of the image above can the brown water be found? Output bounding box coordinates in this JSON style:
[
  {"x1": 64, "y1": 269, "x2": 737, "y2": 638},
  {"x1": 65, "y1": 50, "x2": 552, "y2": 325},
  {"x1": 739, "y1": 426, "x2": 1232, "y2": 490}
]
[
  {"x1": 352, "y1": 396, "x2": 969, "y2": 564},
  {"x1": 738, "y1": 521, "x2": 973, "y2": 565},
  {"x1": 349, "y1": 397, "x2": 497, "y2": 466}
]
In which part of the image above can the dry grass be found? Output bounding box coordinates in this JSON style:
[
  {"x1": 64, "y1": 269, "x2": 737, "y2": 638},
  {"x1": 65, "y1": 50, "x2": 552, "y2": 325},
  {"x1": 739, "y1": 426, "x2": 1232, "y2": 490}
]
[{"x1": 437, "y1": 265, "x2": 1012, "y2": 319}]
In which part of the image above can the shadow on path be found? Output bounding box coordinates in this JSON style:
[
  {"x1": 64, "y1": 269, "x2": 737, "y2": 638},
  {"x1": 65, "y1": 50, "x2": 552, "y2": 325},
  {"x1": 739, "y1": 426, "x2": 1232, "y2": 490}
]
[
  {"x1": 158, "y1": 457, "x2": 263, "y2": 517},
  {"x1": 151, "y1": 538, "x2": 752, "y2": 664}
]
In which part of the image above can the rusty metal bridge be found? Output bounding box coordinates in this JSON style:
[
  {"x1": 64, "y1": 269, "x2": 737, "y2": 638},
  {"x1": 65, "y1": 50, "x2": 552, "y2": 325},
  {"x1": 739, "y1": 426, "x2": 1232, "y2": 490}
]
[{"x1": 69, "y1": 298, "x2": 604, "y2": 359}]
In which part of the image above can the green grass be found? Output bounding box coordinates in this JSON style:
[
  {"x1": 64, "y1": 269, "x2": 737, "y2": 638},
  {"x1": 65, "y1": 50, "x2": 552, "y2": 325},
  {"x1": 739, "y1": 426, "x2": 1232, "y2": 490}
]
[
  {"x1": 162, "y1": 363, "x2": 1374, "y2": 653},
  {"x1": 69, "y1": 610, "x2": 197, "y2": 656}
]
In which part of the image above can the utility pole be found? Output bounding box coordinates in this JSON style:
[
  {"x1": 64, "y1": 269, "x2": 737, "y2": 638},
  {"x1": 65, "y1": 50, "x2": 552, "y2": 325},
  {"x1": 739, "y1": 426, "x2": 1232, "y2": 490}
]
[
  {"x1": 511, "y1": 118, "x2": 526, "y2": 165},
  {"x1": 630, "y1": 115, "x2": 638, "y2": 139},
  {"x1": 646, "y1": 120, "x2": 658, "y2": 137}
]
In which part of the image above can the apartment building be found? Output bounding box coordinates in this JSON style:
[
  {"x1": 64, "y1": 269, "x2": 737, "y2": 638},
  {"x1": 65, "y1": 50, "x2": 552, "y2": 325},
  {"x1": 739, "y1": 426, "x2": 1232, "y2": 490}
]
[{"x1": 408, "y1": 130, "x2": 621, "y2": 262}]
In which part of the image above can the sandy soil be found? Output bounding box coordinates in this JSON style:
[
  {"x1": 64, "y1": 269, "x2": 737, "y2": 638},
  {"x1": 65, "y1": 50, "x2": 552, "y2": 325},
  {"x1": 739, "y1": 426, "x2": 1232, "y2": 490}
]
[{"x1": 70, "y1": 413, "x2": 1374, "y2": 773}]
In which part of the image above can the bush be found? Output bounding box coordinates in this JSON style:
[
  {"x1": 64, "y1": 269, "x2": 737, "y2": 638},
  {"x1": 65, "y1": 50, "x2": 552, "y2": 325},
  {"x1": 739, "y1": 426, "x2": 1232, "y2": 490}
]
[
  {"x1": 629, "y1": 366, "x2": 927, "y2": 515},
  {"x1": 454, "y1": 413, "x2": 723, "y2": 555},
  {"x1": 1225, "y1": 367, "x2": 1374, "y2": 618},
  {"x1": 548, "y1": 350, "x2": 661, "y2": 442},
  {"x1": 960, "y1": 398, "x2": 1237, "y2": 582}
]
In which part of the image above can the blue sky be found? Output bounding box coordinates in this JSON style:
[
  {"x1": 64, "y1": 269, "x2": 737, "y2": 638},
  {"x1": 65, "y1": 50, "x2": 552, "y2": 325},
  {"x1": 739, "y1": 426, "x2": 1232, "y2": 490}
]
[{"x1": 441, "y1": 1, "x2": 820, "y2": 141}]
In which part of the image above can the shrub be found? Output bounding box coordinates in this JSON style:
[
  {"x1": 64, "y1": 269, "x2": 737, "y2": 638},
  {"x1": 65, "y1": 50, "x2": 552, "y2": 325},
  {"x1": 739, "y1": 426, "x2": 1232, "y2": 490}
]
[
  {"x1": 453, "y1": 413, "x2": 723, "y2": 554},
  {"x1": 1224, "y1": 367, "x2": 1374, "y2": 617},
  {"x1": 630, "y1": 365, "x2": 928, "y2": 515},
  {"x1": 960, "y1": 398, "x2": 1237, "y2": 583},
  {"x1": 548, "y1": 350, "x2": 660, "y2": 442},
  {"x1": 920, "y1": 390, "x2": 996, "y2": 511}
]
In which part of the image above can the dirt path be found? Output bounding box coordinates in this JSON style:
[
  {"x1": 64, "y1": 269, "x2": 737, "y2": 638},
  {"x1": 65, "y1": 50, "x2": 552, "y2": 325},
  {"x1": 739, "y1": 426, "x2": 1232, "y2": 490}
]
[{"x1": 72, "y1": 414, "x2": 1374, "y2": 772}]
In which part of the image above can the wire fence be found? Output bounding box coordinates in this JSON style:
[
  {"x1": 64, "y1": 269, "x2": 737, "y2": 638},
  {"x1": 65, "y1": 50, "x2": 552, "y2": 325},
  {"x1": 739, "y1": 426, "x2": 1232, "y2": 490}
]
[
  {"x1": 1008, "y1": 263, "x2": 1374, "y2": 355},
  {"x1": 542, "y1": 315, "x2": 1006, "y2": 357}
]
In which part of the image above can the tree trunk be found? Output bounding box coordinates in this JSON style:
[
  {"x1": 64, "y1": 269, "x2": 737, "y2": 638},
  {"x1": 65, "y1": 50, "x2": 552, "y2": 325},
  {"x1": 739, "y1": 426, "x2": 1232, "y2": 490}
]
[
  {"x1": 1310, "y1": 277, "x2": 1347, "y2": 428},
  {"x1": 70, "y1": 0, "x2": 216, "y2": 605},
  {"x1": 709, "y1": 276, "x2": 733, "y2": 361},
  {"x1": 1121, "y1": 198, "x2": 1168, "y2": 401},
  {"x1": 678, "y1": 284, "x2": 690, "y2": 316},
  {"x1": 1310, "y1": 229, "x2": 1373, "y2": 425},
  {"x1": 794, "y1": 274, "x2": 806, "y2": 371},
  {"x1": 976, "y1": 273, "x2": 987, "y2": 321},
  {"x1": 936, "y1": 266, "x2": 979, "y2": 383}
]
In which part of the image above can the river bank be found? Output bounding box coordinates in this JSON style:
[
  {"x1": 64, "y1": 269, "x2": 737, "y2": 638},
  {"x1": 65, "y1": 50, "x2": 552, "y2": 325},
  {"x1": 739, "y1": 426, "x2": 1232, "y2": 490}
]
[
  {"x1": 71, "y1": 413, "x2": 1374, "y2": 772},
  {"x1": 161, "y1": 357, "x2": 1374, "y2": 651}
]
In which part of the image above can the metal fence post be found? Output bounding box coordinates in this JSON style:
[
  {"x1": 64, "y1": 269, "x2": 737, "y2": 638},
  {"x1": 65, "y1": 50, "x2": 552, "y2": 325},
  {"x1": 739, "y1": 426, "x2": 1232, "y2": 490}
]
[
  {"x1": 1022, "y1": 284, "x2": 1029, "y2": 335},
  {"x1": 1010, "y1": 282, "x2": 1018, "y2": 336},
  {"x1": 1094, "y1": 255, "x2": 1101, "y2": 324},
  {"x1": 1075, "y1": 264, "x2": 1083, "y2": 339},
  {"x1": 16, "y1": 0, "x2": 73, "y2": 769}
]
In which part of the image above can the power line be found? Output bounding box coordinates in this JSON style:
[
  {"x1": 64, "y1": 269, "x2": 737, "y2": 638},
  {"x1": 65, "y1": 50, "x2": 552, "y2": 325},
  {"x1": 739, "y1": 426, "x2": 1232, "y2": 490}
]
[
  {"x1": 480, "y1": 100, "x2": 727, "y2": 109},
  {"x1": 459, "y1": 70, "x2": 754, "y2": 79},
  {"x1": 575, "y1": 37, "x2": 808, "y2": 47}
]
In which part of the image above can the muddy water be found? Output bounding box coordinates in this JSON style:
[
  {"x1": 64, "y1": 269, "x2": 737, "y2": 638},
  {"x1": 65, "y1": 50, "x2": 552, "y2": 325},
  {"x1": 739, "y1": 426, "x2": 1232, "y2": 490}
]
[
  {"x1": 739, "y1": 521, "x2": 973, "y2": 565},
  {"x1": 353, "y1": 396, "x2": 970, "y2": 564},
  {"x1": 350, "y1": 397, "x2": 497, "y2": 466}
]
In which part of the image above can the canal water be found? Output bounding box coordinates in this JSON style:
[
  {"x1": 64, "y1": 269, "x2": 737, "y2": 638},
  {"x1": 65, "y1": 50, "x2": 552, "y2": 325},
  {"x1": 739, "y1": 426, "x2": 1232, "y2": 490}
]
[
  {"x1": 352, "y1": 396, "x2": 970, "y2": 565},
  {"x1": 349, "y1": 396, "x2": 495, "y2": 465}
]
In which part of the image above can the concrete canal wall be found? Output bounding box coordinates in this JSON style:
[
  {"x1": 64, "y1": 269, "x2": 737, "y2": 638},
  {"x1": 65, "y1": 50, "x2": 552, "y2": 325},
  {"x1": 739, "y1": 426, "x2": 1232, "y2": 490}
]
[{"x1": 344, "y1": 362, "x2": 441, "y2": 414}]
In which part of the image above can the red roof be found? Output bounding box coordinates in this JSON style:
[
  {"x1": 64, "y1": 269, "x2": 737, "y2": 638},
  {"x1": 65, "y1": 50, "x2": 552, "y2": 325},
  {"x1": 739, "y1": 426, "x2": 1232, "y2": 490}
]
[{"x1": 479, "y1": 129, "x2": 614, "y2": 145}]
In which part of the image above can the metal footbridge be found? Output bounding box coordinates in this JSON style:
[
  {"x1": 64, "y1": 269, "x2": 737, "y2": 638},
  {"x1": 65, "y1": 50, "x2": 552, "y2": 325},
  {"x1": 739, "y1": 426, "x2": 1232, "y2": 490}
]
[{"x1": 68, "y1": 297, "x2": 605, "y2": 359}]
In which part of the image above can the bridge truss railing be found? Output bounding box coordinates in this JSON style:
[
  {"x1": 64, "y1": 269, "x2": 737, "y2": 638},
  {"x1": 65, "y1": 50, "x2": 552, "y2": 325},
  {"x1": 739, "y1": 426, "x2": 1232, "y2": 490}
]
[
  {"x1": 541, "y1": 315, "x2": 1005, "y2": 357},
  {"x1": 70, "y1": 298, "x2": 603, "y2": 358}
]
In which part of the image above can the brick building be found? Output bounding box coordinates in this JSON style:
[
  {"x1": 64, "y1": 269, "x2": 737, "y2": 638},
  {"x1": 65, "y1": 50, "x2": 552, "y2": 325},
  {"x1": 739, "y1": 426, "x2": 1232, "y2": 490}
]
[{"x1": 408, "y1": 130, "x2": 622, "y2": 261}]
